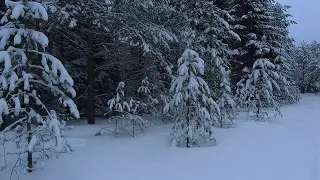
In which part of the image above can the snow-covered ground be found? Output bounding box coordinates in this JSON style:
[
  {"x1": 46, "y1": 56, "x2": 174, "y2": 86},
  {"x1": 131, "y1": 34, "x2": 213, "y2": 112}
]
[{"x1": 2, "y1": 94, "x2": 320, "y2": 180}]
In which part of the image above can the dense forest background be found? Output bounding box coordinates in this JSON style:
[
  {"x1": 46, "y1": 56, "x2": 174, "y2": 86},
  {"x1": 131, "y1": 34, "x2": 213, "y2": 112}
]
[
  {"x1": 0, "y1": 0, "x2": 319, "y2": 125},
  {"x1": 2, "y1": 0, "x2": 320, "y2": 173}
]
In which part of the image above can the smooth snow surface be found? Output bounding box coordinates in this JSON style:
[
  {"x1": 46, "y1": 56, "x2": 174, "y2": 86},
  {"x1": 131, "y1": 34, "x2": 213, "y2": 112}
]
[{"x1": 2, "y1": 94, "x2": 320, "y2": 180}]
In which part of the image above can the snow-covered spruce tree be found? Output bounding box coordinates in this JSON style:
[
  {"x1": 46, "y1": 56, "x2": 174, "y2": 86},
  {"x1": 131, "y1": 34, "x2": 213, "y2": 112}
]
[
  {"x1": 273, "y1": 47, "x2": 301, "y2": 105},
  {"x1": 96, "y1": 82, "x2": 148, "y2": 137},
  {"x1": 265, "y1": 2, "x2": 300, "y2": 104},
  {"x1": 172, "y1": 0, "x2": 239, "y2": 128},
  {"x1": 216, "y1": 68, "x2": 237, "y2": 127},
  {"x1": 165, "y1": 49, "x2": 218, "y2": 147},
  {"x1": 0, "y1": 0, "x2": 79, "y2": 173},
  {"x1": 137, "y1": 76, "x2": 159, "y2": 116},
  {"x1": 291, "y1": 42, "x2": 320, "y2": 93},
  {"x1": 107, "y1": 82, "x2": 130, "y2": 116},
  {"x1": 245, "y1": 58, "x2": 281, "y2": 119},
  {"x1": 207, "y1": 2, "x2": 239, "y2": 128},
  {"x1": 240, "y1": 37, "x2": 281, "y2": 120},
  {"x1": 231, "y1": 0, "x2": 293, "y2": 119}
]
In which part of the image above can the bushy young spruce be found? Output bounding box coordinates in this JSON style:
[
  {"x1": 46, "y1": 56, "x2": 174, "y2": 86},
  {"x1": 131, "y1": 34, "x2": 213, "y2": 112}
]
[
  {"x1": 0, "y1": 0, "x2": 79, "y2": 173},
  {"x1": 239, "y1": 53, "x2": 282, "y2": 120},
  {"x1": 165, "y1": 49, "x2": 218, "y2": 148},
  {"x1": 97, "y1": 82, "x2": 148, "y2": 137},
  {"x1": 236, "y1": 35, "x2": 282, "y2": 120},
  {"x1": 137, "y1": 76, "x2": 159, "y2": 116},
  {"x1": 107, "y1": 82, "x2": 130, "y2": 116}
]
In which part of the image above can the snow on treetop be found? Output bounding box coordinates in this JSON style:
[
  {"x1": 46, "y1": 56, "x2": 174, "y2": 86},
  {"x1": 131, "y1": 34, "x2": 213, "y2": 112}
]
[
  {"x1": 4, "y1": 0, "x2": 48, "y2": 21},
  {"x1": 138, "y1": 77, "x2": 151, "y2": 94},
  {"x1": 177, "y1": 49, "x2": 205, "y2": 76},
  {"x1": 116, "y1": 82, "x2": 125, "y2": 96},
  {"x1": 118, "y1": 82, "x2": 125, "y2": 88},
  {"x1": 170, "y1": 49, "x2": 212, "y2": 103}
]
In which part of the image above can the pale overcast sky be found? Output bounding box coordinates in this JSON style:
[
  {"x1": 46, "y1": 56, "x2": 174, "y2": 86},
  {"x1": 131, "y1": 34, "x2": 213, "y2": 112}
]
[{"x1": 277, "y1": 0, "x2": 320, "y2": 44}]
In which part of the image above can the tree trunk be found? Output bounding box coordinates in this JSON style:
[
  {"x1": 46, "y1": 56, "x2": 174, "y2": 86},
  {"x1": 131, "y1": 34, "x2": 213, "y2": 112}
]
[
  {"x1": 87, "y1": 28, "x2": 95, "y2": 124},
  {"x1": 25, "y1": 39, "x2": 32, "y2": 173},
  {"x1": 257, "y1": 100, "x2": 260, "y2": 120},
  {"x1": 186, "y1": 101, "x2": 190, "y2": 148},
  {"x1": 132, "y1": 119, "x2": 135, "y2": 137},
  {"x1": 27, "y1": 118, "x2": 32, "y2": 172},
  {"x1": 301, "y1": 58, "x2": 306, "y2": 94}
]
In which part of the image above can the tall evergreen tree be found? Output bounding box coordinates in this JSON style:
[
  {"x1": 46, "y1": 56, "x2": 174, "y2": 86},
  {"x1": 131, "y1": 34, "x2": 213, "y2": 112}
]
[
  {"x1": 232, "y1": 0, "x2": 296, "y2": 119},
  {"x1": 169, "y1": 0, "x2": 239, "y2": 127},
  {"x1": 267, "y1": 2, "x2": 300, "y2": 104},
  {"x1": 0, "y1": 0, "x2": 79, "y2": 172},
  {"x1": 292, "y1": 42, "x2": 320, "y2": 93},
  {"x1": 165, "y1": 49, "x2": 218, "y2": 147}
]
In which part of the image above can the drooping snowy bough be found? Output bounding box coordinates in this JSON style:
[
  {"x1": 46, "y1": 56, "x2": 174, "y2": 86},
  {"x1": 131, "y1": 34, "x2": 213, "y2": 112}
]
[
  {"x1": 165, "y1": 49, "x2": 219, "y2": 148},
  {"x1": 0, "y1": 0, "x2": 79, "y2": 173}
]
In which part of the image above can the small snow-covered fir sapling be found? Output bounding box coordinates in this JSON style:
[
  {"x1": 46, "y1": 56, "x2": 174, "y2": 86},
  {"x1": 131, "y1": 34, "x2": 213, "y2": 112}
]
[
  {"x1": 0, "y1": 0, "x2": 79, "y2": 173},
  {"x1": 210, "y1": 49, "x2": 237, "y2": 128},
  {"x1": 107, "y1": 82, "x2": 130, "y2": 116},
  {"x1": 97, "y1": 82, "x2": 148, "y2": 137},
  {"x1": 137, "y1": 76, "x2": 159, "y2": 116},
  {"x1": 215, "y1": 68, "x2": 237, "y2": 128},
  {"x1": 165, "y1": 49, "x2": 219, "y2": 148}
]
